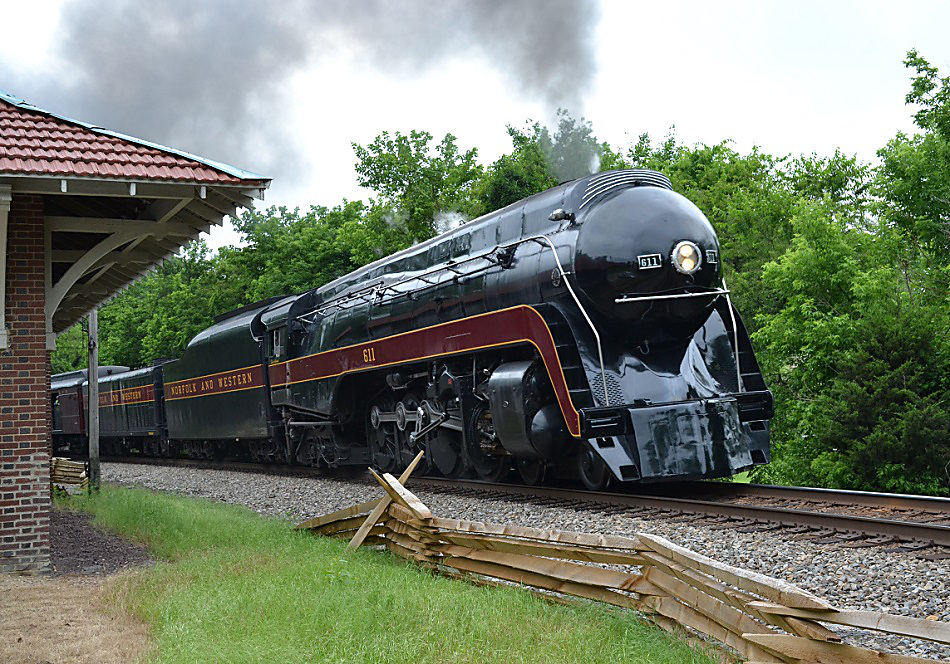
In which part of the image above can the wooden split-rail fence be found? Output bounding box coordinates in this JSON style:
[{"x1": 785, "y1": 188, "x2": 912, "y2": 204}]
[
  {"x1": 50, "y1": 457, "x2": 89, "y2": 492},
  {"x1": 296, "y1": 453, "x2": 950, "y2": 663}
]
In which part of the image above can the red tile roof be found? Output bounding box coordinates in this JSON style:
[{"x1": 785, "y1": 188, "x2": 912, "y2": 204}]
[{"x1": 0, "y1": 95, "x2": 267, "y2": 185}]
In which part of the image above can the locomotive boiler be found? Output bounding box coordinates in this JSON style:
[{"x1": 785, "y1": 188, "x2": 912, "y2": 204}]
[{"x1": 53, "y1": 169, "x2": 773, "y2": 489}]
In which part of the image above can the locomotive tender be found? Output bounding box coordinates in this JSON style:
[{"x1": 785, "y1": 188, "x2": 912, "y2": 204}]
[{"x1": 52, "y1": 169, "x2": 773, "y2": 489}]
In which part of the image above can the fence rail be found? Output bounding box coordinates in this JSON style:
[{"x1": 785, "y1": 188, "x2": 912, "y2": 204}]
[{"x1": 297, "y1": 459, "x2": 949, "y2": 663}]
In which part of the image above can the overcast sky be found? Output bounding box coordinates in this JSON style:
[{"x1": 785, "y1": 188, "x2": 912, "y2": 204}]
[{"x1": 2, "y1": 0, "x2": 949, "y2": 249}]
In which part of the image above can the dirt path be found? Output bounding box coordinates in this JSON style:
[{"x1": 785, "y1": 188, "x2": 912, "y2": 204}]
[
  {"x1": 0, "y1": 509, "x2": 153, "y2": 664},
  {"x1": 0, "y1": 575, "x2": 150, "y2": 664}
]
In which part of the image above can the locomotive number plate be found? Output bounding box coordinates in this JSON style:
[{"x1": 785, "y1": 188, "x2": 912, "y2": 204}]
[{"x1": 637, "y1": 253, "x2": 663, "y2": 270}]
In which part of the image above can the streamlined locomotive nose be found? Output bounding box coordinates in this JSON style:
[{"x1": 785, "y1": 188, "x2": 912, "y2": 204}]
[{"x1": 573, "y1": 186, "x2": 721, "y2": 344}]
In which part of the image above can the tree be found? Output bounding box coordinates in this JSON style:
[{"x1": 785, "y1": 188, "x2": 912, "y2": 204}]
[
  {"x1": 751, "y1": 204, "x2": 950, "y2": 495},
  {"x1": 475, "y1": 122, "x2": 557, "y2": 215},
  {"x1": 876, "y1": 50, "x2": 950, "y2": 256},
  {"x1": 352, "y1": 130, "x2": 482, "y2": 239},
  {"x1": 541, "y1": 109, "x2": 603, "y2": 183},
  {"x1": 475, "y1": 110, "x2": 604, "y2": 216},
  {"x1": 97, "y1": 241, "x2": 229, "y2": 367},
  {"x1": 50, "y1": 324, "x2": 87, "y2": 374}
]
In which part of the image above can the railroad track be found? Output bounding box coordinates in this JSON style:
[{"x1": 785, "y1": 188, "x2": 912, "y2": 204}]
[{"x1": 101, "y1": 455, "x2": 950, "y2": 558}]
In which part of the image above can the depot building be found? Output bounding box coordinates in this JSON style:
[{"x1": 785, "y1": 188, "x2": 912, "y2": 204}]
[{"x1": 0, "y1": 90, "x2": 269, "y2": 573}]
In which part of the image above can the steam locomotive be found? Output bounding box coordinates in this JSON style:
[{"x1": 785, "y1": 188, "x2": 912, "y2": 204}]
[{"x1": 52, "y1": 169, "x2": 773, "y2": 489}]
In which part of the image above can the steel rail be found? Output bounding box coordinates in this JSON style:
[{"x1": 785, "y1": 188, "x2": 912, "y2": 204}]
[
  {"x1": 630, "y1": 480, "x2": 950, "y2": 513},
  {"x1": 410, "y1": 477, "x2": 950, "y2": 548}
]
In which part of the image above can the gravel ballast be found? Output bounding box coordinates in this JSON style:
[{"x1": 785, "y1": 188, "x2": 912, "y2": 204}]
[{"x1": 103, "y1": 462, "x2": 950, "y2": 660}]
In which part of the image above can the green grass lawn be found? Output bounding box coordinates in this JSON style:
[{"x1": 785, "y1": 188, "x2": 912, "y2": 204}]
[{"x1": 64, "y1": 487, "x2": 718, "y2": 663}]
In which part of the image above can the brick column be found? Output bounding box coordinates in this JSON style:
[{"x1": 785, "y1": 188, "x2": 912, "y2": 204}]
[{"x1": 0, "y1": 193, "x2": 50, "y2": 574}]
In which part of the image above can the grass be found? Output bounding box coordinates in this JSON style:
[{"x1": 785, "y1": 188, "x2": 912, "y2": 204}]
[
  {"x1": 730, "y1": 471, "x2": 752, "y2": 484},
  {"x1": 63, "y1": 487, "x2": 718, "y2": 663}
]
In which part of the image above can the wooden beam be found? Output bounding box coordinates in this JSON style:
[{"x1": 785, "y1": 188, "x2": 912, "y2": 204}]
[
  {"x1": 295, "y1": 499, "x2": 380, "y2": 531},
  {"x1": 213, "y1": 186, "x2": 257, "y2": 210},
  {"x1": 642, "y1": 566, "x2": 784, "y2": 641},
  {"x1": 644, "y1": 597, "x2": 788, "y2": 662},
  {"x1": 347, "y1": 450, "x2": 425, "y2": 549},
  {"x1": 48, "y1": 228, "x2": 144, "y2": 316},
  {"x1": 143, "y1": 197, "x2": 192, "y2": 223},
  {"x1": 434, "y1": 531, "x2": 647, "y2": 566},
  {"x1": 191, "y1": 192, "x2": 237, "y2": 219},
  {"x1": 369, "y1": 469, "x2": 433, "y2": 521},
  {"x1": 437, "y1": 544, "x2": 654, "y2": 592},
  {"x1": 47, "y1": 216, "x2": 197, "y2": 237},
  {"x1": 422, "y1": 515, "x2": 642, "y2": 551},
  {"x1": 638, "y1": 533, "x2": 834, "y2": 610},
  {"x1": 62, "y1": 284, "x2": 111, "y2": 300},
  {"x1": 173, "y1": 206, "x2": 214, "y2": 233},
  {"x1": 2, "y1": 176, "x2": 265, "y2": 201},
  {"x1": 743, "y1": 633, "x2": 938, "y2": 664},
  {"x1": 52, "y1": 249, "x2": 154, "y2": 265},
  {"x1": 443, "y1": 555, "x2": 644, "y2": 611},
  {"x1": 748, "y1": 601, "x2": 950, "y2": 645}
]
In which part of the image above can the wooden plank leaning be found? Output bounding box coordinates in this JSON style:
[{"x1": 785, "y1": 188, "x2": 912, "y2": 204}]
[
  {"x1": 437, "y1": 544, "x2": 657, "y2": 593},
  {"x1": 748, "y1": 601, "x2": 950, "y2": 646},
  {"x1": 642, "y1": 595, "x2": 790, "y2": 663},
  {"x1": 436, "y1": 531, "x2": 647, "y2": 566},
  {"x1": 370, "y1": 469, "x2": 433, "y2": 521},
  {"x1": 348, "y1": 450, "x2": 425, "y2": 550},
  {"x1": 295, "y1": 498, "x2": 379, "y2": 531},
  {"x1": 637, "y1": 549, "x2": 840, "y2": 643},
  {"x1": 742, "y1": 633, "x2": 943, "y2": 664},
  {"x1": 643, "y1": 565, "x2": 782, "y2": 641},
  {"x1": 425, "y1": 515, "x2": 642, "y2": 551},
  {"x1": 638, "y1": 533, "x2": 833, "y2": 610}
]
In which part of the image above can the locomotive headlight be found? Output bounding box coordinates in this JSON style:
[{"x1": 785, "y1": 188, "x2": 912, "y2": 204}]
[{"x1": 672, "y1": 241, "x2": 702, "y2": 274}]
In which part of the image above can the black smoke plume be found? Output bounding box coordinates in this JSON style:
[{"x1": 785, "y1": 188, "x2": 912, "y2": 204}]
[{"x1": 0, "y1": 0, "x2": 599, "y2": 184}]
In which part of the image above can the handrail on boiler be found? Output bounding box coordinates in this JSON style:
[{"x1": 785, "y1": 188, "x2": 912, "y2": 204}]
[{"x1": 296, "y1": 234, "x2": 612, "y2": 407}]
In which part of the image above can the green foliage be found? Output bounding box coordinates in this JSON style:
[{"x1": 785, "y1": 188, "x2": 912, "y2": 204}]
[
  {"x1": 50, "y1": 324, "x2": 87, "y2": 373},
  {"x1": 904, "y1": 49, "x2": 950, "y2": 137},
  {"x1": 475, "y1": 122, "x2": 558, "y2": 215},
  {"x1": 96, "y1": 241, "x2": 231, "y2": 367},
  {"x1": 751, "y1": 206, "x2": 950, "y2": 494},
  {"x1": 876, "y1": 50, "x2": 950, "y2": 256},
  {"x1": 352, "y1": 130, "x2": 482, "y2": 239},
  {"x1": 474, "y1": 109, "x2": 604, "y2": 215},
  {"x1": 64, "y1": 488, "x2": 715, "y2": 663}
]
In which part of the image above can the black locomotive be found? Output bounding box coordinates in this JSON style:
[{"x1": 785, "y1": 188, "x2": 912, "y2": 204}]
[{"x1": 52, "y1": 169, "x2": 773, "y2": 489}]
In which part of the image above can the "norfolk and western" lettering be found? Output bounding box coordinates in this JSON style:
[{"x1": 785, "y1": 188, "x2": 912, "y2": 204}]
[
  {"x1": 166, "y1": 366, "x2": 262, "y2": 400},
  {"x1": 98, "y1": 384, "x2": 154, "y2": 408}
]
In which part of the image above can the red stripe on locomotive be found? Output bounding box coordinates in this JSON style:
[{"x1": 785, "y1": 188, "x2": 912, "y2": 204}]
[{"x1": 268, "y1": 305, "x2": 581, "y2": 437}]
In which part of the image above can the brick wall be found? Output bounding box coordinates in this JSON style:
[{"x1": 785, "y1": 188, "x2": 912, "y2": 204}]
[{"x1": 0, "y1": 193, "x2": 50, "y2": 574}]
